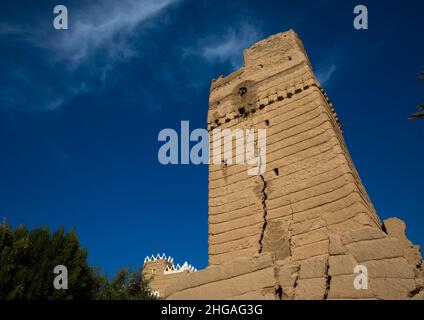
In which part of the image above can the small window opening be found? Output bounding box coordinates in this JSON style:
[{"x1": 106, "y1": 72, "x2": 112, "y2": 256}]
[
  {"x1": 274, "y1": 168, "x2": 279, "y2": 176},
  {"x1": 265, "y1": 120, "x2": 270, "y2": 126},
  {"x1": 238, "y1": 87, "x2": 247, "y2": 97}
]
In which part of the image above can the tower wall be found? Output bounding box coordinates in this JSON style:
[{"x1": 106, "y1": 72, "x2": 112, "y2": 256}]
[
  {"x1": 207, "y1": 30, "x2": 381, "y2": 266},
  {"x1": 143, "y1": 255, "x2": 197, "y2": 297}
]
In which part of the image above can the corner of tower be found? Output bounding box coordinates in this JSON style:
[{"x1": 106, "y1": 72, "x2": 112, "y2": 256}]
[
  {"x1": 242, "y1": 29, "x2": 311, "y2": 70},
  {"x1": 143, "y1": 254, "x2": 173, "y2": 278},
  {"x1": 207, "y1": 29, "x2": 325, "y2": 131}
]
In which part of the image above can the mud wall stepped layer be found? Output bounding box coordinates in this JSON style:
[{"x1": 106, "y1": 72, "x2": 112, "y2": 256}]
[
  {"x1": 165, "y1": 223, "x2": 423, "y2": 300},
  {"x1": 165, "y1": 254, "x2": 277, "y2": 300}
]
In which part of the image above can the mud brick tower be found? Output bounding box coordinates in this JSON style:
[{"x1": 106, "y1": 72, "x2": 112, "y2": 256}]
[{"x1": 144, "y1": 30, "x2": 424, "y2": 300}]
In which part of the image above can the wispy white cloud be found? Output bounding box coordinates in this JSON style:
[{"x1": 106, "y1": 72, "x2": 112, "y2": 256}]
[
  {"x1": 187, "y1": 22, "x2": 262, "y2": 69},
  {"x1": 0, "y1": 0, "x2": 181, "y2": 111},
  {"x1": 316, "y1": 64, "x2": 337, "y2": 85},
  {"x1": 0, "y1": 23, "x2": 27, "y2": 35},
  {"x1": 314, "y1": 46, "x2": 342, "y2": 86},
  {"x1": 45, "y1": 0, "x2": 180, "y2": 66}
]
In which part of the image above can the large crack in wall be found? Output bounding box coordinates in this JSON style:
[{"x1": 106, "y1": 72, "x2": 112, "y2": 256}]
[
  {"x1": 258, "y1": 174, "x2": 268, "y2": 253},
  {"x1": 288, "y1": 201, "x2": 294, "y2": 257},
  {"x1": 323, "y1": 263, "x2": 332, "y2": 300}
]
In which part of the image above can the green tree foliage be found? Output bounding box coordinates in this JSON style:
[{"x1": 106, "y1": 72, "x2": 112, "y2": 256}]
[
  {"x1": 0, "y1": 220, "x2": 155, "y2": 300},
  {"x1": 0, "y1": 220, "x2": 99, "y2": 299},
  {"x1": 96, "y1": 267, "x2": 157, "y2": 300}
]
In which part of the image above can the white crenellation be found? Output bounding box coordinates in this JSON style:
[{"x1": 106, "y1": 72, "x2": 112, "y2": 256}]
[{"x1": 143, "y1": 253, "x2": 197, "y2": 275}]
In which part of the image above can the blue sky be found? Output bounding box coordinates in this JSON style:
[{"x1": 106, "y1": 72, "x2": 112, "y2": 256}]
[{"x1": 0, "y1": 0, "x2": 423, "y2": 276}]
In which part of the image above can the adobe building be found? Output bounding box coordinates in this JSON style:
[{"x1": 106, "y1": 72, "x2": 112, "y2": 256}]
[{"x1": 143, "y1": 30, "x2": 424, "y2": 300}]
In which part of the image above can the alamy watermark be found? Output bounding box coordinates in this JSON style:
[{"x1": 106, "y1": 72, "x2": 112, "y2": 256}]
[
  {"x1": 353, "y1": 265, "x2": 368, "y2": 290},
  {"x1": 158, "y1": 121, "x2": 267, "y2": 176},
  {"x1": 53, "y1": 265, "x2": 68, "y2": 290},
  {"x1": 53, "y1": 5, "x2": 68, "y2": 30},
  {"x1": 353, "y1": 5, "x2": 368, "y2": 30}
]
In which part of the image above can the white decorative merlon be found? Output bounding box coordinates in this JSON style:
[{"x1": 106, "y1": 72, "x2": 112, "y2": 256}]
[
  {"x1": 143, "y1": 253, "x2": 197, "y2": 275},
  {"x1": 144, "y1": 252, "x2": 170, "y2": 263},
  {"x1": 148, "y1": 289, "x2": 160, "y2": 298},
  {"x1": 164, "y1": 261, "x2": 197, "y2": 275}
]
